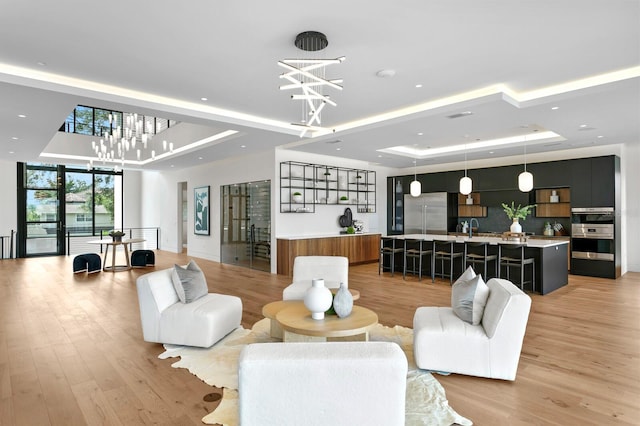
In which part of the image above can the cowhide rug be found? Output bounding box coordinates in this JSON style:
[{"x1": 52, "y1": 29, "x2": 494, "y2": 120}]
[{"x1": 159, "y1": 318, "x2": 472, "y2": 426}]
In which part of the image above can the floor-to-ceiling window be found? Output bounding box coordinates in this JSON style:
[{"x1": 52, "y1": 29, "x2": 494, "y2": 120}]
[{"x1": 17, "y1": 163, "x2": 123, "y2": 257}]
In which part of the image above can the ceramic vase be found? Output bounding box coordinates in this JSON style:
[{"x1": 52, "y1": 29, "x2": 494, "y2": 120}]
[
  {"x1": 510, "y1": 218, "x2": 522, "y2": 233},
  {"x1": 332, "y1": 282, "x2": 353, "y2": 318},
  {"x1": 304, "y1": 279, "x2": 333, "y2": 320}
]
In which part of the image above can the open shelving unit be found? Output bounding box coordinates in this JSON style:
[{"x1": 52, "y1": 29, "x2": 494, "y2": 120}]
[
  {"x1": 535, "y1": 188, "x2": 570, "y2": 217},
  {"x1": 280, "y1": 161, "x2": 376, "y2": 213},
  {"x1": 457, "y1": 192, "x2": 487, "y2": 217}
]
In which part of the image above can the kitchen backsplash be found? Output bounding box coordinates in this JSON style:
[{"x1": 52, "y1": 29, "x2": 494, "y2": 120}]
[{"x1": 458, "y1": 206, "x2": 571, "y2": 236}]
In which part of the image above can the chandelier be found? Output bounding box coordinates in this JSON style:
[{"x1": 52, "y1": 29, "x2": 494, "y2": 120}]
[
  {"x1": 278, "y1": 31, "x2": 345, "y2": 137},
  {"x1": 89, "y1": 112, "x2": 175, "y2": 171}
]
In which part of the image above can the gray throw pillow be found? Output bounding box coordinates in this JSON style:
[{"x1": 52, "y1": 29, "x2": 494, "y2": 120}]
[
  {"x1": 171, "y1": 260, "x2": 208, "y2": 303},
  {"x1": 451, "y1": 274, "x2": 489, "y2": 325}
]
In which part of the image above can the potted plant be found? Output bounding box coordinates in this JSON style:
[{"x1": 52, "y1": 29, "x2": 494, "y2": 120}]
[
  {"x1": 501, "y1": 202, "x2": 536, "y2": 233},
  {"x1": 339, "y1": 195, "x2": 349, "y2": 204},
  {"x1": 108, "y1": 230, "x2": 125, "y2": 242},
  {"x1": 292, "y1": 192, "x2": 303, "y2": 203}
]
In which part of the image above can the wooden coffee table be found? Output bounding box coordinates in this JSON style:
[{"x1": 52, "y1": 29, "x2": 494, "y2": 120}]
[{"x1": 274, "y1": 302, "x2": 378, "y2": 342}]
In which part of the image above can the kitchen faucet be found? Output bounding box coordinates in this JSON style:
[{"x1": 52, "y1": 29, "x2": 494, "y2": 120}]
[{"x1": 469, "y1": 218, "x2": 479, "y2": 238}]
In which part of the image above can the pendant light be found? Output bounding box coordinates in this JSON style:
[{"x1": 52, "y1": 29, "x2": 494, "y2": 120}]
[
  {"x1": 518, "y1": 132, "x2": 534, "y2": 192},
  {"x1": 410, "y1": 159, "x2": 421, "y2": 197},
  {"x1": 459, "y1": 144, "x2": 472, "y2": 195}
]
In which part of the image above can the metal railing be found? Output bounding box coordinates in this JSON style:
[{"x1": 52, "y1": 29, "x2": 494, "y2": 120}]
[
  {"x1": 0, "y1": 230, "x2": 16, "y2": 259},
  {"x1": 66, "y1": 227, "x2": 160, "y2": 256}
]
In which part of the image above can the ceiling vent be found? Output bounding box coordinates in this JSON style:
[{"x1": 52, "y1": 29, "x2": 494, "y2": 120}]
[{"x1": 446, "y1": 111, "x2": 473, "y2": 119}]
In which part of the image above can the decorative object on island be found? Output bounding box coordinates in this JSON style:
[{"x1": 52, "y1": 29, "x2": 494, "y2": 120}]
[
  {"x1": 108, "y1": 230, "x2": 125, "y2": 242},
  {"x1": 518, "y1": 132, "x2": 534, "y2": 192},
  {"x1": 194, "y1": 185, "x2": 210, "y2": 235},
  {"x1": 277, "y1": 31, "x2": 345, "y2": 138},
  {"x1": 339, "y1": 195, "x2": 349, "y2": 204},
  {"x1": 502, "y1": 202, "x2": 536, "y2": 233},
  {"x1": 410, "y1": 159, "x2": 421, "y2": 197},
  {"x1": 303, "y1": 278, "x2": 333, "y2": 320},
  {"x1": 292, "y1": 191, "x2": 303, "y2": 203},
  {"x1": 332, "y1": 282, "x2": 353, "y2": 318},
  {"x1": 550, "y1": 190, "x2": 559, "y2": 203}
]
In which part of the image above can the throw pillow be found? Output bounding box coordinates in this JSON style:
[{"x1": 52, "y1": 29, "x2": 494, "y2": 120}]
[
  {"x1": 451, "y1": 273, "x2": 489, "y2": 325},
  {"x1": 171, "y1": 260, "x2": 208, "y2": 303},
  {"x1": 454, "y1": 265, "x2": 476, "y2": 286}
]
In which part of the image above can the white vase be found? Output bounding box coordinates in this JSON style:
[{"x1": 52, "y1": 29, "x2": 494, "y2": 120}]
[
  {"x1": 510, "y1": 218, "x2": 522, "y2": 233},
  {"x1": 304, "y1": 279, "x2": 333, "y2": 320},
  {"x1": 332, "y1": 282, "x2": 353, "y2": 318},
  {"x1": 292, "y1": 194, "x2": 303, "y2": 203}
]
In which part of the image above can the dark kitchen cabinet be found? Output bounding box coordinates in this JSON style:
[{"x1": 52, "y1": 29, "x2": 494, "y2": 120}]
[{"x1": 571, "y1": 156, "x2": 617, "y2": 208}]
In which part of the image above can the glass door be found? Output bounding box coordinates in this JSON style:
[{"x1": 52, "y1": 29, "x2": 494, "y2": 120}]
[
  {"x1": 22, "y1": 164, "x2": 64, "y2": 256},
  {"x1": 220, "y1": 180, "x2": 271, "y2": 272}
]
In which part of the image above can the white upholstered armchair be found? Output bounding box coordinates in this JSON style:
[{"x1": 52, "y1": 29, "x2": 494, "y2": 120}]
[
  {"x1": 282, "y1": 256, "x2": 349, "y2": 300},
  {"x1": 136, "y1": 266, "x2": 242, "y2": 348},
  {"x1": 413, "y1": 278, "x2": 531, "y2": 381}
]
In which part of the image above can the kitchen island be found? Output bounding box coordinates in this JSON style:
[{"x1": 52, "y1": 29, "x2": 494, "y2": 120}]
[
  {"x1": 385, "y1": 234, "x2": 568, "y2": 295},
  {"x1": 277, "y1": 233, "x2": 381, "y2": 276}
]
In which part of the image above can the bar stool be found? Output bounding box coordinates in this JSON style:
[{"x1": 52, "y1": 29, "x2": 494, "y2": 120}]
[
  {"x1": 465, "y1": 241, "x2": 498, "y2": 279},
  {"x1": 403, "y1": 238, "x2": 434, "y2": 282},
  {"x1": 498, "y1": 243, "x2": 536, "y2": 293},
  {"x1": 379, "y1": 237, "x2": 404, "y2": 276},
  {"x1": 433, "y1": 240, "x2": 465, "y2": 284}
]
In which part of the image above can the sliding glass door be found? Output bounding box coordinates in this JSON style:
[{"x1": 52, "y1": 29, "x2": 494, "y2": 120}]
[{"x1": 220, "y1": 180, "x2": 271, "y2": 272}]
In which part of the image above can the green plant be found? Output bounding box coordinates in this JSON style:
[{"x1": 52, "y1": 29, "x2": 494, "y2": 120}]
[
  {"x1": 346, "y1": 226, "x2": 355, "y2": 234},
  {"x1": 340, "y1": 195, "x2": 349, "y2": 201},
  {"x1": 293, "y1": 191, "x2": 302, "y2": 196},
  {"x1": 501, "y1": 202, "x2": 536, "y2": 220}
]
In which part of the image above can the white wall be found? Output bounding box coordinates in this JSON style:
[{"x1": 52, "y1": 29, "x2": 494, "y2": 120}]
[
  {"x1": 622, "y1": 142, "x2": 640, "y2": 272},
  {"x1": 275, "y1": 148, "x2": 394, "y2": 238},
  {"x1": 139, "y1": 149, "x2": 277, "y2": 267},
  {"x1": 0, "y1": 160, "x2": 17, "y2": 237},
  {"x1": 123, "y1": 170, "x2": 142, "y2": 228}
]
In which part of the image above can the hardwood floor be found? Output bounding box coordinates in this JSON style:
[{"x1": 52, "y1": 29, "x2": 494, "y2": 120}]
[{"x1": 1, "y1": 252, "x2": 638, "y2": 425}]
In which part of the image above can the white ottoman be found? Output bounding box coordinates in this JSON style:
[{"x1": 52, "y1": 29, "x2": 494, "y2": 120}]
[{"x1": 238, "y1": 341, "x2": 408, "y2": 426}]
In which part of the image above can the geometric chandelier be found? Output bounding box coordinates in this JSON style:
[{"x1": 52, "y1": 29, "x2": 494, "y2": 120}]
[{"x1": 278, "y1": 31, "x2": 345, "y2": 137}]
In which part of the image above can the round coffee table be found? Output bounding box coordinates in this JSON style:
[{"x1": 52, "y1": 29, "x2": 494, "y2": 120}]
[{"x1": 275, "y1": 302, "x2": 378, "y2": 342}]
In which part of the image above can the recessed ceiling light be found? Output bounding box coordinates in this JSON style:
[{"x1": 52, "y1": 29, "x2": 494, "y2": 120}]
[
  {"x1": 417, "y1": 132, "x2": 423, "y2": 136},
  {"x1": 240, "y1": 145, "x2": 246, "y2": 148},
  {"x1": 170, "y1": 165, "x2": 174, "y2": 167},
  {"x1": 200, "y1": 97, "x2": 208, "y2": 101},
  {"x1": 11, "y1": 136, "x2": 18, "y2": 140},
  {"x1": 377, "y1": 155, "x2": 382, "y2": 158},
  {"x1": 9, "y1": 151, "x2": 14, "y2": 154},
  {"x1": 336, "y1": 147, "x2": 341, "y2": 151},
  {"x1": 579, "y1": 124, "x2": 587, "y2": 128},
  {"x1": 37, "y1": 61, "x2": 46, "y2": 66},
  {"x1": 489, "y1": 151, "x2": 494, "y2": 154},
  {"x1": 415, "y1": 84, "x2": 423, "y2": 88},
  {"x1": 18, "y1": 114, "x2": 26, "y2": 118},
  {"x1": 551, "y1": 106, "x2": 559, "y2": 110},
  {"x1": 198, "y1": 156, "x2": 203, "y2": 160},
  {"x1": 597, "y1": 135, "x2": 604, "y2": 138},
  {"x1": 376, "y1": 69, "x2": 396, "y2": 78}
]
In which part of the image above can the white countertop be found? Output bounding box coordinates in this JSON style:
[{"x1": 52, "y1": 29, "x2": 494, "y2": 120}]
[
  {"x1": 277, "y1": 232, "x2": 382, "y2": 240},
  {"x1": 389, "y1": 234, "x2": 569, "y2": 248}
]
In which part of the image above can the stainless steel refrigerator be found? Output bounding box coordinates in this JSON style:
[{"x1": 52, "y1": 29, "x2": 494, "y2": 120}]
[{"x1": 403, "y1": 192, "x2": 450, "y2": 234}]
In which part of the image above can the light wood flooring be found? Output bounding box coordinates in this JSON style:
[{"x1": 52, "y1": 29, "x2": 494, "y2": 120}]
[{"x1": 0, "y1": 251, "x2": 638, "y2": 425}]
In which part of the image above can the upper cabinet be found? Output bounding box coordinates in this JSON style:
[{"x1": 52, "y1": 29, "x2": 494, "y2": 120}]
[
  {"x1": 280, "y1": 161, "x2": 376, "y2": 213},
  {"x1": 571, "y1": 156, "x2": 618, "y2": 208},
  {"x1": 535, "y1": 188, "x2": 570, "y2": 217}
]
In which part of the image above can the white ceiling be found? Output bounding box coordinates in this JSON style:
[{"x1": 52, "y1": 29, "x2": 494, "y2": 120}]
[{"x1": 0, "y1": 1, "x2": 638, "y2": 171}]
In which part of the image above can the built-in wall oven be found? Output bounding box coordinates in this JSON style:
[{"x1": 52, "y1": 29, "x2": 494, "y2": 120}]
[{"x1": 571, "y1": 207, "x2": 615, "y2": 261}]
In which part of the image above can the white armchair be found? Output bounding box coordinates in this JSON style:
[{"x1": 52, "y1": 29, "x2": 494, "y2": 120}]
[
  {"x1": 413, "y1": 278, "x2": 531, "y2": 381},
  {"x1": 136, "y1": 267, "x2": 242, "y2": 348},
  {"x1": 282, "y1": 256, "x2": 349, "y2": 300}
]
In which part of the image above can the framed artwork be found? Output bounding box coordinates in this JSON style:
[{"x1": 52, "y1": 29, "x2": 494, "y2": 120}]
[{"x1": 194, "y1": 185, "x2": 210, "y2": 235}]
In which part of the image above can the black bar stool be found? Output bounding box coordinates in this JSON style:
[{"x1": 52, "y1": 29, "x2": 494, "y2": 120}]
[
  {"x1": 498, "y1": 243, "x2": 536, "y2": 292},
  {"x1": 403, "y1": 238, "x2": 434, "y2": 282},
  {"x1": 465, "y1": 241, "x2": 498, "y2": 279},
  {"x1": 433, "y1": 240, "x2": 465, "y2": 284},
  {"x1": 379, "y1": 237, "x2": 404, "y2": 276}
]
